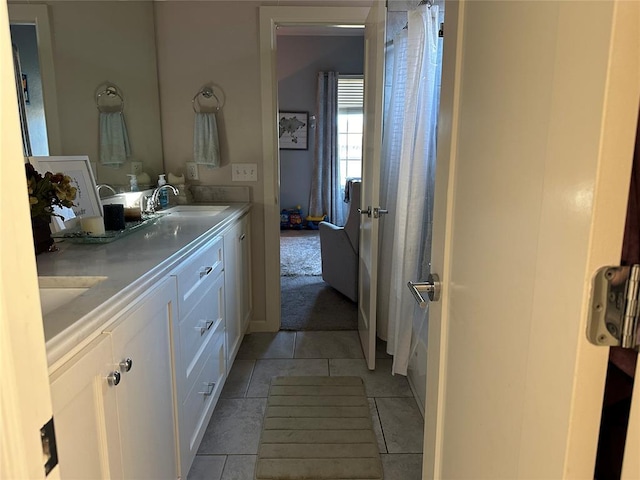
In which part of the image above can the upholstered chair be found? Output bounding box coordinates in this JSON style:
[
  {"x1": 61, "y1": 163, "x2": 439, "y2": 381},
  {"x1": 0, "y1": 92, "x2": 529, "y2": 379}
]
[{"x1": 318, "y1": 180, "x2": 361, "y2": 302}]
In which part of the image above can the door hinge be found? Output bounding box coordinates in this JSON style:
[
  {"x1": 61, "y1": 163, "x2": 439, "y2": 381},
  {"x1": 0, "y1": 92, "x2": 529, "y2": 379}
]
[
  {"x1": 587, "y1": 265, "x2": 640, "y2": 350},
  {"x1": 41, "y1": 417, "x2": 58, "y2": 476}
]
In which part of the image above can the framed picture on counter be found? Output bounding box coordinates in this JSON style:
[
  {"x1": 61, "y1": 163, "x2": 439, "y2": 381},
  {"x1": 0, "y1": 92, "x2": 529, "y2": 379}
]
[
  {"x1": 29, "y1": 155, "x2": 102, "y2": 231},
  {"x1": 278, "y1": 111, "x2": 308, "y2": 150}
]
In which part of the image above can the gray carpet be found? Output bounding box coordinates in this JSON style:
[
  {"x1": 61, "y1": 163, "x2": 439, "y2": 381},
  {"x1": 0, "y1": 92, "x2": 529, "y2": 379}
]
[
  {"x1": 280, "y1": 230, "x2": 321, "y2": 276},
  {"x1": 256, "y1": 376, "x2": 383, "y2": 480},
  {"x1": 280, "y1": 231, "x2": 357, "y2": 331},
  {"x1": 281, "y1": 276, "x2": 357, "y2": 331}
]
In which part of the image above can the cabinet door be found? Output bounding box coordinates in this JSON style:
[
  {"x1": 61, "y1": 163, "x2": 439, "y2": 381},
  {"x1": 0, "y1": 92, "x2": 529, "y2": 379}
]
[
  {"x1": 224, "y1": 220, "x2": 242, "y2": 368},
  {"x1": 104, "y1": 278, "x2": 178, "y2": 479},
  {"x1": 50, "y1": 335, "x2": 123, "y2": 479},
  {"x1": 239, "y1": 213, "x2": 252, "y2": 331}
]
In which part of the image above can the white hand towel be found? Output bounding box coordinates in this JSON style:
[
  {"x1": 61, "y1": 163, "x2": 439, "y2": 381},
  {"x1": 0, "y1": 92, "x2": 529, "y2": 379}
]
[
  {"x1": 193, "y1": 112, "x2": 220, "y2": 167},
  {"x1": 99, "y1": 111, "x2": 131, "y2": 167}
]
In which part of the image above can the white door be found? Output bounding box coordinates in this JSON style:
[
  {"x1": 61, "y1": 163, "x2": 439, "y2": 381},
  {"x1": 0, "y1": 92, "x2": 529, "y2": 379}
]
[
  {"x1": 358, "y1": 0, "x2": 386, "y2": 370},
  {"x1": 423, "y1": 1, "x2": 640, "y2": 478},
  {"x1": 0, "y1": 1, "x2": 58, "y2": 477}
]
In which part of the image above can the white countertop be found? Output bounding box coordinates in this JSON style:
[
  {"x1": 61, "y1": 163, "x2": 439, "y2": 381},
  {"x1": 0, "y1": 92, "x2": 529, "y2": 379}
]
[{"x1": 37, "y1": 203, "x2": 250, "y2": 370}]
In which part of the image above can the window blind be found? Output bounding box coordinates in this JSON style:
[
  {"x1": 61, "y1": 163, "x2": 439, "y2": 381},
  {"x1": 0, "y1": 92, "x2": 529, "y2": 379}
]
[{"x1": 338, "y1": 76, "x2": 364, "y2": 110}]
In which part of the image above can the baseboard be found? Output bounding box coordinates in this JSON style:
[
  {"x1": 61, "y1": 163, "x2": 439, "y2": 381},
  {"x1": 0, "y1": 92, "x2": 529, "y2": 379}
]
[
  {"x1": 407, "y1": 340, "x2": 428, "y2": 418},
  {"x1": 407, "y1": 372, "x2": 426, "y2": 419}
]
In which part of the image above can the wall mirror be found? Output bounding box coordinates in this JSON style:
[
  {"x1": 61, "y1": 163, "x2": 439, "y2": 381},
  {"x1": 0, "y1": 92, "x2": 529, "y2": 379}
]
[{"x1": 9, "y1": 1, "x2": 164, "y2": 188}]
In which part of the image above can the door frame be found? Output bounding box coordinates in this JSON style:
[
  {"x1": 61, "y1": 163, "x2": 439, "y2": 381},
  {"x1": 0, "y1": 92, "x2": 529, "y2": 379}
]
[{"x1": 257, "y1": 5, "x2": 372, "y2": 333}]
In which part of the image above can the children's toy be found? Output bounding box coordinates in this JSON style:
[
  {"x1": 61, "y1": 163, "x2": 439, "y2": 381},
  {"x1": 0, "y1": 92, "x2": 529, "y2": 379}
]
[
  {"x1": 306, "y1": 214, "x2": 327, "y2": 230},
  {"x1": 280, "y1": 206, "x2": 304, "y2": 229}
]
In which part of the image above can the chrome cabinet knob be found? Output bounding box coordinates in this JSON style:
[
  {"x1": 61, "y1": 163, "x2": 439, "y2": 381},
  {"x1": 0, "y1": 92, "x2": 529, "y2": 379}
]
[
  {"x1": 119, "y1": 358, "x2": 133, "y2": 373},
  {"x1": 107, "y1": 370, "x2": 121, "y2": 386}
]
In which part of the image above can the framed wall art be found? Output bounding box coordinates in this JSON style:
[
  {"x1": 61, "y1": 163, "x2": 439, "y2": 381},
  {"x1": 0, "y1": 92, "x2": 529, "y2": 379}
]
[
  {"x1": 278, "y1": 111, "x2": 308, "y2": 150},
  {"x1": 29, "y1": 155, "x2": 102, "y2": 230}
]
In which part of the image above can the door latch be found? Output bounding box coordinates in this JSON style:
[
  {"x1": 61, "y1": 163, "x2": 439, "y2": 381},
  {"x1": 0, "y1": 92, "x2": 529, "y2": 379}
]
[
  {"x1": 587, "y1": 265, "x2": 640, "y2": 349},
  {"x1": 373, "y1": 207, "x2": 388, "y2": 218},
  {"x1": 41, "y1": 417, "x2": 58, "y2": 476},
  {"x1": 357, "y1": 206, "x2": 372, "y2": 217}
]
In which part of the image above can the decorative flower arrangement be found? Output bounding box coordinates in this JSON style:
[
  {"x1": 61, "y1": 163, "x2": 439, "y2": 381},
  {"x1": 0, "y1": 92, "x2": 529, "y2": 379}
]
[{"x1": 25, "y1": 162, "x2": 77, "y2": 219}]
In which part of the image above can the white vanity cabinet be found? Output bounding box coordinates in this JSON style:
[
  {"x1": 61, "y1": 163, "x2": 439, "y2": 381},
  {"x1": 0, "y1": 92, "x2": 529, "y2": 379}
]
[
  {"x1": 50, "y1": 277, "x2": 179, "y2": 479},
  {"x1": 46, "y1": 206, "x2": 252, "y2": 479},
  {"x1": 171, "y1": 236, "x2": 226, "y2": 478},
  {"x1": 223, "y1": 212, "x2": 252, "y2": 369}
]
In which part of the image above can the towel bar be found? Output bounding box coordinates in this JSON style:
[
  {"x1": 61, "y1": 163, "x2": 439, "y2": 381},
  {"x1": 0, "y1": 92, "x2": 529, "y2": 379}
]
[{"x1": 192, "y1": 86, "x2": 221, "y2": 113}]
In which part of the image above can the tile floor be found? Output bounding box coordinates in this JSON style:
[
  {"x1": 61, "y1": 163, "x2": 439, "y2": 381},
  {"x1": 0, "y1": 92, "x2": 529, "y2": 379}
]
[{"x1": 188, "y1": 330, "x2": 424, "y2": 480}]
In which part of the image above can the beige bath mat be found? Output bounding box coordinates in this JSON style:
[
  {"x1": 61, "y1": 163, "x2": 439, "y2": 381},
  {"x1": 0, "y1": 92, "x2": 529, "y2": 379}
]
[{"x1": 255, "y1": 376, "x2": 383, "y2": 480}]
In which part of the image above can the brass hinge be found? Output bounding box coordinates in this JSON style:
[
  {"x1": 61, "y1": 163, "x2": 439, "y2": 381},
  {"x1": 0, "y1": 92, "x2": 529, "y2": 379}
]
[{"x1": 587, "y1": 265, "x2": 640, "y2": 349}]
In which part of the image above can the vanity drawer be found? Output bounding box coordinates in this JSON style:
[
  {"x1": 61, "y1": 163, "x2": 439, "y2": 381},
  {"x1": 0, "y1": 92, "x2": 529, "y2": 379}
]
[
  {"x1": 178, "y1": 272, "x2": 225, "y2": 389},
  {"x1": 173, "y1": 236, "x2": 223, "y2": 317},
  {"x1": 180, "y1": 329, "x2": 225, "y2": 468}
]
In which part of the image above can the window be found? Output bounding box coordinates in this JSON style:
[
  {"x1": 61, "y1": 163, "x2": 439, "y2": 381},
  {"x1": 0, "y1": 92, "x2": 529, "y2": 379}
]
[{"x1": 337, "y1": 76, "x2": 364, "y2": 189}]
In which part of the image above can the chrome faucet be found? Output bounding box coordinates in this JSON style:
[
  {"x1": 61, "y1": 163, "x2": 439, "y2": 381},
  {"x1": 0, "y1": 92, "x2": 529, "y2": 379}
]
[
  {"x1": 96, "y1": 184, "x2": 117, "y2": 197},
  {"x1": 145, "y1": 184, "x2": 179, "y2": 213}
]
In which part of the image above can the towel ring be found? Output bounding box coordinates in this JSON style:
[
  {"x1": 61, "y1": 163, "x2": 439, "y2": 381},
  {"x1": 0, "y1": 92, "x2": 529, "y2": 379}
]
[
  {"x1": 96, "y1": 85, "x2": 124, "y2": 112},
  {"x1": 192, "y1": 87, "x2": 221, "y2": 113}
]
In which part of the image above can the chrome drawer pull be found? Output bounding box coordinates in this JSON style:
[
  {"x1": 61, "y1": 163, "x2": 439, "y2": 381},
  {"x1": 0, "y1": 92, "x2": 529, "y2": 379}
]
[
  {"x1": 199, "y1": 266, "x2": 213, "y2": 278},
  {"x1": 199, "y1": 382, "x2": 215, "y2": 396},
  {"x1": 196, "y1": 320, "x2": 214, "y2": 336},
  {"x1": 239, "y1": 233, "x2": 246, "y2": 241}
]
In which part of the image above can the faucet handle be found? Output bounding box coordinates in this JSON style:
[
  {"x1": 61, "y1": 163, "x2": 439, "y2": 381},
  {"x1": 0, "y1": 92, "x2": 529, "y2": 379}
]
[{"x1": 144, "y1": 195, "x2": 156, "y2": 213}]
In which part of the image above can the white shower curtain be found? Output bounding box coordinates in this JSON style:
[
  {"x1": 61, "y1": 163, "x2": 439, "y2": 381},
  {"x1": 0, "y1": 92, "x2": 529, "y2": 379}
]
[{"x1": 379, "y1": 5, "x2": 440, "y2": 375}]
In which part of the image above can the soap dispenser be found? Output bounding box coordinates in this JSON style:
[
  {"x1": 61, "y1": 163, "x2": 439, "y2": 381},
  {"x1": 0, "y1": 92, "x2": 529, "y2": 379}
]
[
  {"x1": 157, "y1": 174, "x2": 169, "y2": 209},
  {"x1": 127, "y1": 174, "x2": 139, "y2": 192}
]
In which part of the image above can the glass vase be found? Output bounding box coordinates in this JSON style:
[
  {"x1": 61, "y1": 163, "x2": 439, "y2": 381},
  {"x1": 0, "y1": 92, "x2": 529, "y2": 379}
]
[{"x1": 31, "y1": 217, "x2": 55, "y2": 254}]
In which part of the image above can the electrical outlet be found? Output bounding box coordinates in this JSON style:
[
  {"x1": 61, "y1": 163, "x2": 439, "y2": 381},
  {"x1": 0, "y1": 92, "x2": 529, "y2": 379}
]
[
  {"x1": 131, "y1": 161, "x2": 143, "y2": 175},
  {"x1": 185, "y1": 162, "x2": 199, "y2": 180},
  {"x1": 232, "y1": 163, "x2": 258, "y2": 182}
]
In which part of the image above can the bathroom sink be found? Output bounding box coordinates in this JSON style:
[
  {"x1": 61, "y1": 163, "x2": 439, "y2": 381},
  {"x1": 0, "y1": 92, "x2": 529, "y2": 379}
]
[
  {"x1": 161, "y1": 205, "x2": 229, "y2": 217},
  {"x1": 38, "y1": 276, "x2": 107, "y2": 316}
]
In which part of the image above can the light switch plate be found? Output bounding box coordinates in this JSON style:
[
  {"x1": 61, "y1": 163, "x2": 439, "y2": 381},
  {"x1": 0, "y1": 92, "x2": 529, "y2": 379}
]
[{"x1": 232, "y1": 163, "x2": 258, "y2": 182}]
